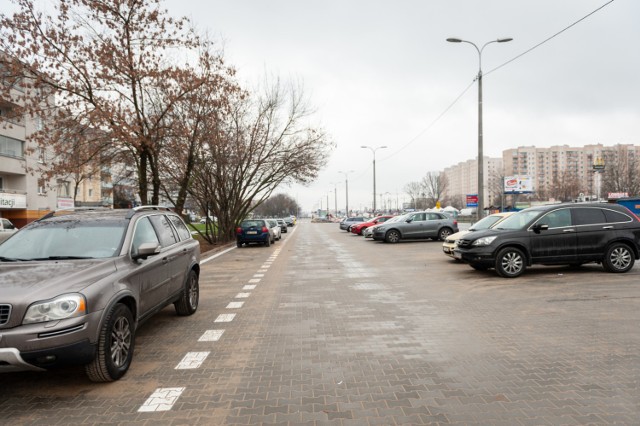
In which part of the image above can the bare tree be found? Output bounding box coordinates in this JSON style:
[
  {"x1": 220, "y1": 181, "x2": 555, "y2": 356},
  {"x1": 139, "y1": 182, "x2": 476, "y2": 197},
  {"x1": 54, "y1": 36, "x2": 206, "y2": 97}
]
[
  {"x1": 1, "y1": 0, "x2": 234, "y2": 206},
  {"x1": 189, "y1": 79, "x2": 333, "y2": 242},
  {"x1": 601, "y1": 145, "x2": 640, "y2": 197},
  {"x1": 550, "y1": 170, "x2": 580, "y2": 202},
  {"x1": 252, "y1": 194, "x2": 300, "y2": 218},
  {"x1": 404, "y1": 182, "x2": 422, "y2": 209},
  {"x1": 421, "y1": 171, "x2": 448, "y2": 208}
]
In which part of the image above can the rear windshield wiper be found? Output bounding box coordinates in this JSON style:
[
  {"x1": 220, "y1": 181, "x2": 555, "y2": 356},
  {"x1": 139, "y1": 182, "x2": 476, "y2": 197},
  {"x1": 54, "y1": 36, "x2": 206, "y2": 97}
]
[{"x1": 28, "y1": 256, "x2": 94, "y2": 261}]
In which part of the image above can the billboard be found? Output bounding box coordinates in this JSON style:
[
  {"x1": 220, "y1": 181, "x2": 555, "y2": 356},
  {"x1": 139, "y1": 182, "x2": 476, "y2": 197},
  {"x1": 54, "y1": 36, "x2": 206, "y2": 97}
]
[
  {"x1": 466, "y1": 194, "x2": 478, "y2": 207},
  {"x1": 504, "y1": 175, "x2": 533, "y2": 194}
]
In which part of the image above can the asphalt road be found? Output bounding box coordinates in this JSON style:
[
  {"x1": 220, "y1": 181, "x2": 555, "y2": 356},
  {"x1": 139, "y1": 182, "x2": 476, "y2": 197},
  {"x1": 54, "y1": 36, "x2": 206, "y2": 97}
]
[{"x1": 2, "y1": 220, "x2": 640, "y2": 424}]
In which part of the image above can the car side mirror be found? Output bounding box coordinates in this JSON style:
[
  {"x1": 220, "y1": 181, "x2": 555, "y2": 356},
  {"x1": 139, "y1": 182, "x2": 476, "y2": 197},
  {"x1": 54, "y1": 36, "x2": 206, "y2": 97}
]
[
  {"x1": 405, "y1": 218, "x2": 413, "y2": 223},
  {"x1": 532, "y1": 223, "x2": 549, "y2": 234},
  {"x1": 133, "y1": 242, "x2": 161, "y2": 260}
]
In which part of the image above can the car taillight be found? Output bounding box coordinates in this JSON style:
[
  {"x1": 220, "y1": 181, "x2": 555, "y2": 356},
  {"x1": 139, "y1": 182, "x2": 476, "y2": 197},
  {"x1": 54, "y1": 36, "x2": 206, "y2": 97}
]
[
  {"x1": 453, "y1": 220, "x2": 458, "y2": 226},
  {"x1": 262, "y1": 226, "x2": 269, "y2": 233},
  {"x1": 236, "y1": 227, "x2": 242, "y2": 234}
]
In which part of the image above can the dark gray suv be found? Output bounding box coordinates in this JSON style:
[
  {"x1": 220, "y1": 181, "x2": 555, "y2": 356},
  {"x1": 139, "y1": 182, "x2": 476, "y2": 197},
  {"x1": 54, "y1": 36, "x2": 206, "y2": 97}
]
[
  {"x1": 0, "y1": 206, "x2": 200, "y2": 381},
  {"x1": 454, "y1": 203, "x2": 640, "y2": 278}
]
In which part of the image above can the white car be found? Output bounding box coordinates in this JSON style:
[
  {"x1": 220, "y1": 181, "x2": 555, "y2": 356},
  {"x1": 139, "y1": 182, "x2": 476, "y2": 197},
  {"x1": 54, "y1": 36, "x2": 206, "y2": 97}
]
[
  {"x1": 266, "y1": 219, "x2": 281, "y2": 241},
  {"x1": 442, "y1": 212, "x2": 514, "y2": 258},
  {"x1": 0, "y1": 218, "x2": 17, "y2": 243}
]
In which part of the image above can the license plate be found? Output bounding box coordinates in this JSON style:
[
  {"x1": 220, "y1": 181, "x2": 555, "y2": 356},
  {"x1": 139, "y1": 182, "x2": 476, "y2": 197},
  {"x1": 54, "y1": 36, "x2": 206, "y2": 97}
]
[
  {"x1": 453, "y1": 250, "x2": 462, "y2": 259},
  {"x1": 247, "y1": 231, "x2": 257, "y2": 235}
]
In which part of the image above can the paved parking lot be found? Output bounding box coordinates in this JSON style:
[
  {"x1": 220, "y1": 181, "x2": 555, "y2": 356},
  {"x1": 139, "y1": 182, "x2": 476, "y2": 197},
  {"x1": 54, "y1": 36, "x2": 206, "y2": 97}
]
[{"x1": 2, "y1": 220, "x2": 640, "y2": 424}]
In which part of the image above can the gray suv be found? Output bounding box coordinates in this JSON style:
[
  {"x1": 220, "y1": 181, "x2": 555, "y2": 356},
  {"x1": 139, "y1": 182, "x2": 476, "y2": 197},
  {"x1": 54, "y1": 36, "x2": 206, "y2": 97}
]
[
  {"x1": 372, "y1": 211, "x2": 459, "y2": 243},
  {"x1": 0, "y1": 206, "x2": 200, "y2": 382}
]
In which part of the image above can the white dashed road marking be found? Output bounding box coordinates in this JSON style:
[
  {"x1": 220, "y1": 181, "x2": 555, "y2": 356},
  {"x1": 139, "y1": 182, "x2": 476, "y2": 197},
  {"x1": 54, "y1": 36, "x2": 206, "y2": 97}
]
[
  {"x1": 248, "y1": 278, "x2": 261, "y2": 283},
  {"x1": 198, "y1": 329, "x2": 225, "y2": 342},
  {"x1": 243, "y1": 285, "x2": 256, "y2": 290},
  {"x1": 175, "y1": 352, "x2": 210, "y2": 369},
  {"x1": 215, "y1": 313, "x2": 236, "y2": 322},
  {"x1": 138, "y1": 387, "x2": 185, "y2": 412},
  {"x1": 236, "y1": 293, "x2": 251, "y2": 298},
  {"x1": 226, "y1": 301, "x2": 244, "y2": 309}
]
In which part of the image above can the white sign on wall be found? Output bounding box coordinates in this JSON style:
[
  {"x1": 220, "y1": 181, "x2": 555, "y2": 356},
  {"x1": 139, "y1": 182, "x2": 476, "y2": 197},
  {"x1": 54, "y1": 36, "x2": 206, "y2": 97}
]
[{"x1": 0, "y1": 192, "x2": 27, "y2": 209}]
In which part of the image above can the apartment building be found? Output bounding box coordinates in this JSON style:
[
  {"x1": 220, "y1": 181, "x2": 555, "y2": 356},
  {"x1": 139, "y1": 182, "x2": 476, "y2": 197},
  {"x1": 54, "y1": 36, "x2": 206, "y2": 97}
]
[
  {"x1": 442, "y1": 156, "x2": 503, "y2": 209},
  {"x1": 0, "y1": 73, "x2": 59, "y2": 227},
  {"x1": 503, "y1": 144, "x2": 640, "y2": 199}
]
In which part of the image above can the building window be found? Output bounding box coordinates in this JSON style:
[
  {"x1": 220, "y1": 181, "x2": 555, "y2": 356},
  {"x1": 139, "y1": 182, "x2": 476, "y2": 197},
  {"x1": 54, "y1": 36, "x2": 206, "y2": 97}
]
[
  {"x1": 0, "y1": 176, "x2": 3, "y2": 190},
  {"x1": 88, "y1": 188, "x2": 93, "y2": 197},
  {"x1": 57, "y1": 180, "x2": 70, "y2": 197},
  {"x1": 0, "y1": 135, "x2": 24, "y2": 158},
  {"x1": 38, "y1": 178, "x2": 47, "y2": 194},
  {"x1": 38, "y1": 147, "x2": 46, "y2": 163}
]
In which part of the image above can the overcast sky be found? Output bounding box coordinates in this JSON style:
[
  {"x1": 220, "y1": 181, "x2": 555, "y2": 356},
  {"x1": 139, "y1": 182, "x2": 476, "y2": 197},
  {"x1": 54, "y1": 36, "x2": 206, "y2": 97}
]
[{"x1": 166, "y1": 0, "x2": 639, "y2": 214}]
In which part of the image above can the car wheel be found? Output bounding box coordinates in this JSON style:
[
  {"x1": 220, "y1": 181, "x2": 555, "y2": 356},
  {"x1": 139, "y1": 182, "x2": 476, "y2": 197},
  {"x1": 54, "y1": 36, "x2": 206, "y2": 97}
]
[
  {"x1": 385, "y1": 230, "x2": 401, "y2": 243},
  {"x1": 495, "y1": 247, "x2": 526, "y2": 278},
  {"x1": 603, "y1": 243, "x2": 634, "y2": 273},
  {"x1": 175, "y1": 270, "x2": 199, "y2": 316},
  {"x1": 265, "y1": 238, "x2": 271, "y2": 247},
  {"x1": 438, "y1": 227, "x2": 453, "y2": 241},
  {"x1": 236, "y1": 241, "x2": 242, "y2": 248},
  {"x1": 85, "y1": 303, "x2": 135, "y2": 382}
]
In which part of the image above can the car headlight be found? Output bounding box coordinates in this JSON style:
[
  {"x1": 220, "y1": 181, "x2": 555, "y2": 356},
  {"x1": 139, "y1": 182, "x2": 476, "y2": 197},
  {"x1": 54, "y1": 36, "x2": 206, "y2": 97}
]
[
  {"x1": 472, "y1": 236, "x2": 497, "y2": 246},
  {"x1": 23, "y1": 293, "x2": 87, "y2": 324}
]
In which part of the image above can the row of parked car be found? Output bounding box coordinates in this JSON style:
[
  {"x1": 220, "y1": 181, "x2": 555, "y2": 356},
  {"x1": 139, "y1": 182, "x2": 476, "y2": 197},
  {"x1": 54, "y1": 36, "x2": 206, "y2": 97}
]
[
  {"x1": 236, "y1": 216, "x2": 295, "y2": 247},
  {"x1": 340, "y1": 211, "x2": 459, "y2": 243},
  {"x1": 339, "y1": 202, "x2": 640, "y2": 279}
]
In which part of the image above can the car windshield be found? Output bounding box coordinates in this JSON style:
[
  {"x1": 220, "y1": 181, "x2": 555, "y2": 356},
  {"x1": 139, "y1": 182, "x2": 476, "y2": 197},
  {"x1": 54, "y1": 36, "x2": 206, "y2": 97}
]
[
  {"x1": 469, "y1": 215, "x2": 506, "y2": 231},
  {"x1": 0, "y1": 219, "x2": 127, "y2": 260},
  {"x1": 493, "y1": 210, "x2": 542, "y2": 230}
]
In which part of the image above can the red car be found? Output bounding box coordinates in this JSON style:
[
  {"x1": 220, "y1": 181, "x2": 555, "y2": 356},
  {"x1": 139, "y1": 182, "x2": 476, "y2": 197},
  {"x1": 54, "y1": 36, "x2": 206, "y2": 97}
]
[{"x1": 350, "y1": 215, "x2": 394, "y2": 235}]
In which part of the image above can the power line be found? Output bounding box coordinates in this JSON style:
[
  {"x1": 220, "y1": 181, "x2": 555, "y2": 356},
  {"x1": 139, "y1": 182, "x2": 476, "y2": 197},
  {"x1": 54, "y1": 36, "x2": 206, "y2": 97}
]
[
  {"x1": 380, "y1": 0, "x2": 616, "y2": 164},
  {"x1": 486, "y1": 0, "x2": 616, "y2": 76}
]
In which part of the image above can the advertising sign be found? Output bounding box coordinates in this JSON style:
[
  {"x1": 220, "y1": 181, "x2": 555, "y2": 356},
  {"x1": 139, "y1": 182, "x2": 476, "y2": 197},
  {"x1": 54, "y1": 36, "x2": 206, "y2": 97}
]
[
  {"x1": 466, "y1": 194, "x2": 478, "y2": 207},
  {"x1": 57, "y1": 197, "x2": 75, "y2": 209},
  {"x1": 0, "y1": 192, "x2": 27, "y2": 209},
  {"x1": 504, "y1": 175, "x2": 533, "y2": 194}
]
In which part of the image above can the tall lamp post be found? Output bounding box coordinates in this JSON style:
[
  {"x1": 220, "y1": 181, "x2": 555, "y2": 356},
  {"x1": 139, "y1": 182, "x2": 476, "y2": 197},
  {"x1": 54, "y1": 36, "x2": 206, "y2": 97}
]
[
  {"x1": 446, "y1": 36, "x2": 512, "y2": 220},
  {"x1": 361, "y1": 145, "x2": 387, "y2": 213},
  {"x1": 338, "y1": 170, "x2": 354, "y2": 216}
]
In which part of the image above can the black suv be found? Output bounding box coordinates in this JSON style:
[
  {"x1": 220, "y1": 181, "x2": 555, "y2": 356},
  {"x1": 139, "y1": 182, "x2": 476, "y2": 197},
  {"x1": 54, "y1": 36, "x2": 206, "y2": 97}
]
[
  {"x1": 0, "y1": 206, "x2": 200, "y2": 381},
  {"x1": 453, "y1": 203, "x2": 640, "y2": 278}
]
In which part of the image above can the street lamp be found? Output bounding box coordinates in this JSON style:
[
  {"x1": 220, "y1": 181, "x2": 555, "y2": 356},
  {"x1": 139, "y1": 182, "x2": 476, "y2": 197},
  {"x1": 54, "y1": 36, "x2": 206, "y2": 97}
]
[
  {"x1": 338, "y1": 170, "x2": 354, "y2": 216},
  {"x1": 447, "y1": 36, "x2": 512, "y2": 220},
  {"x1": 361, "y1": 145, "x2": 388, "y2": 213}
]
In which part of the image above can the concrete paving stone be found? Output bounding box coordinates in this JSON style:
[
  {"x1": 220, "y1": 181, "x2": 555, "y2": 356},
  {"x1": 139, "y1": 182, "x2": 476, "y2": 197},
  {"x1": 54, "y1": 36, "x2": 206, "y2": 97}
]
[
  {"x1": 385, "y1": 399, "x2": 413, "y2": 408},
  {"x1": 263, "y1": 404, "x2": 289, "y2": 415},
  {"x1": 228, "y1": 399, "x2": 254, "y2": 409},
  {"x1": 223, "y1": 414, "x2": 251, "y2": 424}
]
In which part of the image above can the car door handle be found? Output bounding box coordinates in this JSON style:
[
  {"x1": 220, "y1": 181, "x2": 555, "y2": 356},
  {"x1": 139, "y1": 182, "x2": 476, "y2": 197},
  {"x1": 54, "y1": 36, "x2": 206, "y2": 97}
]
[
  {"x1": 562, "y1": 229, "x2": 575, "y2": 232},
  {"x1": 602, "y1": 226, "x2": 613, "y2": 229}
]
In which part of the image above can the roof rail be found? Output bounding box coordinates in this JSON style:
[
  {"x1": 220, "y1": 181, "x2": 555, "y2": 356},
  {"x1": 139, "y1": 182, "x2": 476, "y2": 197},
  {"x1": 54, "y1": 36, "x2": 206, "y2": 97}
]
[
  {"x1": 38, "y1": 206, "x2": 112, "y2": 221},
  {"x1": 125, "y1": 205, "x2": 172, "y2": 219}
]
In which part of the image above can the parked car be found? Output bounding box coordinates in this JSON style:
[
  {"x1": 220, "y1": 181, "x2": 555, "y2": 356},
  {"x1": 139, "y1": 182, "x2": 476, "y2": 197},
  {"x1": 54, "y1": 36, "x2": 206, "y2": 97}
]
[
  {"x1": 453, "y1": 203, "x2": 640, "y2": 278},
  {"x1": 372, "y1": 211, "x2": 458, "y2": 243},
  {"x1": 442, "y1": 212, "x2": 514, "y2": 258},
  {"x1": 350, "y1": 215, "x2": 394, "y2": 236},
  {"x1": 364, "y1": 215, "x2": 403, "y2": 238},
  {"x1": 266, "y1": 219, "x2": 281, "y2": 241},
  {"x1": 236, "y1": 219, "x2": 274, "y2": 247},
  {"x1": 277, "y1": 218, "x2": 288, "y2": 233},
  {"x1": 284, "y1": 216, "x2": 295, "y2": 227},
  {"x1": 0, "y1": 217, "x2": 17, "y2": 243},
  {"x1": 0, "y1": 206, "x2": 200, "y2": 381},
  {"x1": 339, "y1": 216, "x2": 366, "y2": 231}
]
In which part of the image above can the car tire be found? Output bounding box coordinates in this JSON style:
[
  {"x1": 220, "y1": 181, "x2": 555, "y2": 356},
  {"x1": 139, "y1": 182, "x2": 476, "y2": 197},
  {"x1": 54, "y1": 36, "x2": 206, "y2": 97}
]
[
  {"x1": 603, "y1": 242, "x2": 634, "y2": 273},
  {"x1": 265, "y1": 238, "x2": 271, "y2": 247},
  {"x1": 236, "y1": 241, "x2": 242, "y2": 248},
  {"x1": 438, "y1": 227, "x2": 453, "y2": 241},
  {"x1": 495, "y1": 247, "x2": 526, "y2": 278},
  {"x1": 175, "y1": 270, "x2": 199, "y2": 316},
  {"x1": 85, "y1": 303, "x2": 135, "y2": 382},
  {"x1": 385, "y1": 229, "x2": 401, "y2": 244}
]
